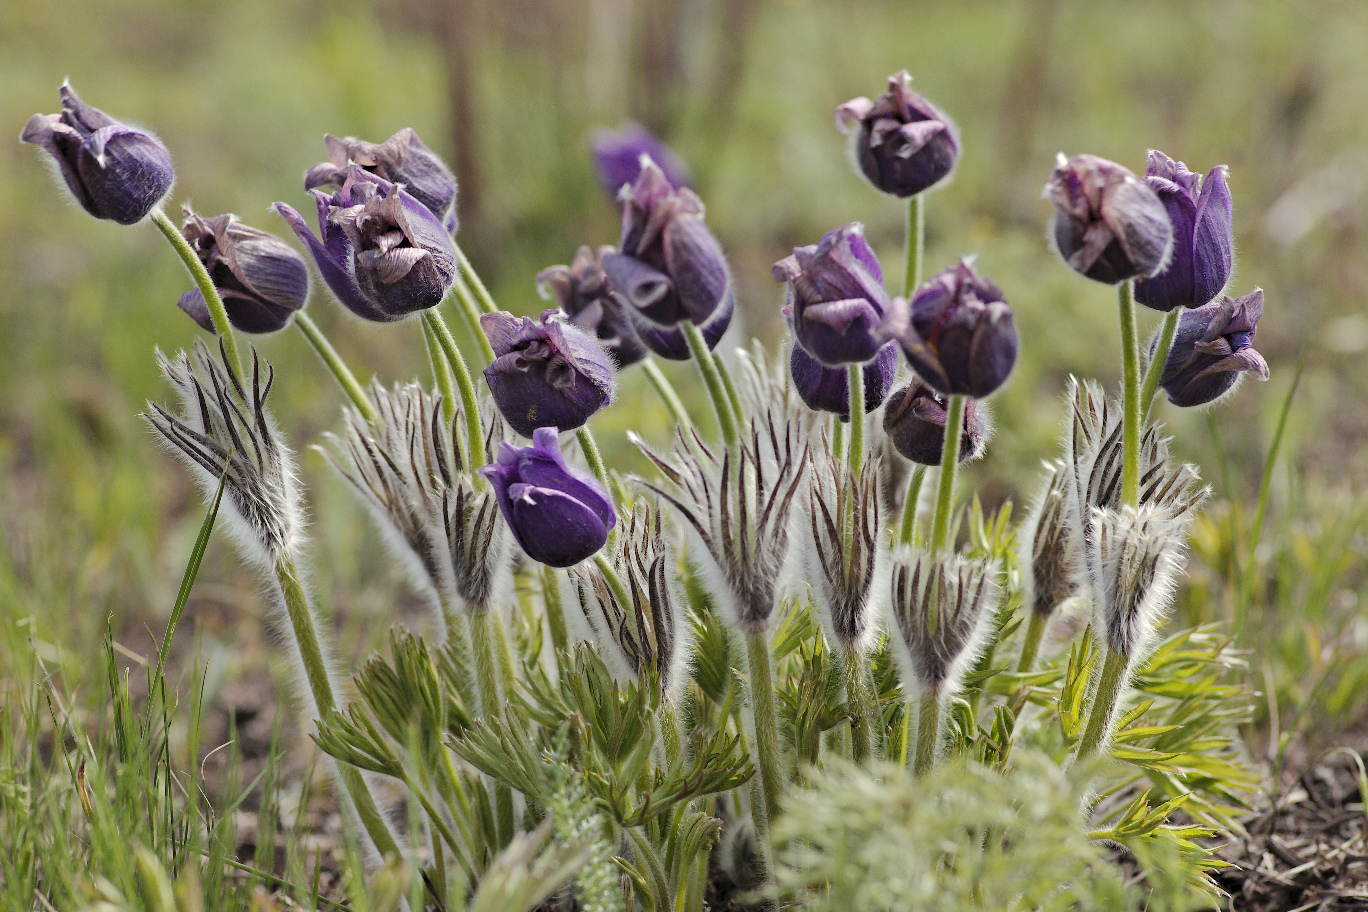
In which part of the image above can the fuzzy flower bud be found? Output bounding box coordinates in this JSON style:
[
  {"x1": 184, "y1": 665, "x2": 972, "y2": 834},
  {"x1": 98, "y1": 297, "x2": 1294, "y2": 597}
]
[
  {"x1": 879, "y1": 260, "x2": 1018, "y2": 398},
  {"x1": 789, "y1": 341, "x2": 897, "y2": 421},
  {"x1": 21, "y1": 82, "x2": 174, "y2": 225},
  {"x1": 590, "y1": 122, "x2": 691, "y2": 196},
  {"x1": 1151, "y1": 289, "x2": 1269, "y2": 407},
  {"x1": 274, "y1": 166, "x2": 456, "y2": 322},
  {"x1": 176, "y1": 208, "x2": 308, "y2": 334},
  {"x1": 883, "y1": 381, "x2": 990, "y2": 466},
  {"x1": 1046, "y1": 153, "x2": 1173, "y2": 284},
  {"x1": 835, "y1": 71, "x2": 959, "y2": 198},
  {"x1": 774, "y1": 223, "x2": 891, "y2": 366},
  {"x1": 1134, "y1": 151, "x2": 1233, "y2": 312},
  {"x1": 1020, "y1": 463, "x2": 1075, "y2": 618},
  {"x1": 538, "y1": 246, "x2": 648, "y2": 368},
  {"x1": 304, "y1": 129, "x2": 458, "y2": 233},
  {"x1": 480, "y1": 310, "x2": 616, "y2": 438},
  {"x1": 480, "y1": 428, "x2": 616, "y2": 568},
  {"x1": 889, "y1": 551, "x2": 998, "y2": 698}
]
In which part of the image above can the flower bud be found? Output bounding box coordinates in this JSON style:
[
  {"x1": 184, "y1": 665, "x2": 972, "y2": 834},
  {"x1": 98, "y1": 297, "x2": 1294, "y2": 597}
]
[
  {"x1": 889, "y1": 552, "x2": 997, "y2": 697},
  {"x1": 1046, "y1": 153, "x2": 1173, "y2": 284},
  {"x1": 538, "y1": 246, "x2": 648, "y2": 368},
  {"x1": 176, "y1": 208, "x2": 309, "y2": 334},
  {"x1": 789, "y1": 341, "x2": 897, "y2": 421},
  {"x1": 480, "y1": 309, "x2": 616, "y2": 438},
  {"x1": 835, "y1": 71, "x2": 959, "y2": 198},
  {"x1": 304, "y1": 129, "x2": 458, "y2": 233},
  {"x1": 598, "y1": 158, "x2": 733, "y2": 359},
  {"x1": 879, "y1": 260, "x2": 1018, "y2": 398},
  {"x1": 1151, "y1": 289, "x2": 1269, "y2": 407},
  {"x1": 590, "y1": 122, "x2": 691, "y2": 196},
  {"x1": 882, "y1": 381, "x2": 989, "y2": 465},
  {"x1": 774, "y1": 223, "x2": 890, "y2": 366},
  {"x1": 1133, "y1": 151, "x2": 1233, "y2": 312},
  {"x1": 274, "y1": 166, "x2": 456, "y2": 322},
  {"x1": 21, "y1": 82, "x2": 174, "y2": 225},
  {"x1": 480, "y1": 427, "x2": 617, "y2": 568}
]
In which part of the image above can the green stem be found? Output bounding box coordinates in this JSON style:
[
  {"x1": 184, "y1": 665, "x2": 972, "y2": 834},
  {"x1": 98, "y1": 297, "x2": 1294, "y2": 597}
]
[
  {"x1": 294, "y1": 313, "x2": 377, "y2": 423},
  {"x1": 450, "y1": 275, "x2": 497, "y2": 363},
  {"x1": 1118, "y1": 281, "x2": 1141, "y2": 508},
  {"x1": 423, "y1": 311, "x2": 486, "y2": 471},
  {"x1": 681, "y1": 321, "x2": 738, "y2": 447},
  {"x1": 660, "y1": 701, "x2": 684, "y2": 768},
  {"x1": 898, "y1": 465, "x2": 928, "y2": 547},
  {"x1": 541, "y1": 567, "x2": 569, "y2": 657},
  {"x1": 421, "y1": 314, "x2": 460, "y2": 429},
  {"x1": 847, "y1": 364, "x2": 865, "y2": 479},
  {"x1": 1016, "y1": 609, "x2": 1048, "y2": 675},
  {"x1": 467, "y1": 608, "x2": 516, "y2": 844},
  {"x1": 453, "y1": 242, "x2": 499, "y2": 315},
  {"x1": 744, "y1": 632, "x2": 783, "y2": 844},
  {"x1": 840, "y1": 644, "x2": 874, "y2": 763},
  {"x1": 641, "y1": 358, "x2": 693, "y2": 432},
  {"x1": 1076, "y1": 647, "x2": 1130, "y2": 761},
  {"x1": 714, "y1": 347, "x2": 745, "y2": 427},
  {"x1": 904, "y1": 194, "x2": 925, "y2": 297},
  {"x1": 912, "y1": 691, "x2": 941, "y2": 776},
  {"x1": 1140, "y1": 306, "x2": 1180, "y2": 416},
  {"x1": 929, "y1": 395, "x2": 966, "y2": 554},
  {"x1": 593, "y1": 553, "x2": 634, "y2": 616},
  {"x1": 575, "y1": 427, "x2": 611, "y2": 493},
  {"x1": 150, "y1": 207, "x2": 243, "y2": 379}
]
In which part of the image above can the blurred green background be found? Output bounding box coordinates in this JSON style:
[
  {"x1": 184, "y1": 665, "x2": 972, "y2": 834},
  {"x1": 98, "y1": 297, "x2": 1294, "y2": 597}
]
[{"x1": 2, "y1": 0, "x2": 1365, "y2": 697}]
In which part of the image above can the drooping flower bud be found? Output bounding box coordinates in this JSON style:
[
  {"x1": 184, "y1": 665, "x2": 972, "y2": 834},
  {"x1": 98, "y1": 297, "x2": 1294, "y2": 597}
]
[
  {"x1": 480, "y1": 427, "x2": 617, "y2": 568},
  {"x1": 176, "y1": 208, "x2": 309, "y2": 334},
  {"x1": 835, "y1": 71, "x2": 960, "y2": 198},
  {"x1": 879, "y1": 260, "x2": 1018, "y2": 398},
  {"x1": 1151, "y1": 289, "x2": 1269, "y2": 407},
  {"x1": 1133, "y1": 152, "x2": 1233, "y2": 312},
  {"x1": 1046, "y1": 153, "x2": 1173, "y2": 284},
  {"x1": 590, "y1": 122, "x2": 692, "y2": 196},
  {"x1": 537, "y1": 246, "x2": 648, "y2": 368},
  {"x1": 774, "y1": 223, "x2": 891, "y2": 366},
  {"x1": 789, "y1": 341, "x2": 897, "y2": 421},
  {"x1": 304, "y1": 129, "x2": 458, "y2": 233},
  {"x1": 480, "y1": 310, "x2": 616, "y2": 438},
  {"x1": 274, "y1": 166, "x2": 456, "y2": 322},
  {"x1": 21, "y1": 82, "x2": 174, "y2": 225},
  {"x1": 882, "y1": 381, "x2": 990, "y2": 465},
  {"x1": 599, "y1": 158, "x2": 733, "y2": 360}
]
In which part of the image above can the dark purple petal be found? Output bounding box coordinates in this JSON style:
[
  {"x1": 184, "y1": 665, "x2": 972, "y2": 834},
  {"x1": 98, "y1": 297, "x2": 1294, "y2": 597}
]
[
  {"x1": 591, "y1": 122, "x2": 692, "y2": 196},
  {"x1": 790, "y1": 341, "x2": 897, "y2": 420}
]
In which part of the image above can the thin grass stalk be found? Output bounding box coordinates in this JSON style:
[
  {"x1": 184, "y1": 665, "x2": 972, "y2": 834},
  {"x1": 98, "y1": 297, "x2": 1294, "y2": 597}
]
[{"x1": 150, "y1": 208, "x2": 242, "y2": 379}]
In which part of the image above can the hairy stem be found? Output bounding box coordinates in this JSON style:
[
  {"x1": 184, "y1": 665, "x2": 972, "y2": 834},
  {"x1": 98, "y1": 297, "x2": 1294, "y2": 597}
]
[
  {"x1": 453, "y1": 242, "x2": 499, "y2": 315},
  {"x1": 641, "y1": 358, "x2": 693, "y2": 432},
  {"x1": 1076, "y1": 647, "x2": 1130, "y2": 761},
  {"x1": 451, "y1": 275, "x2": 497, "y2": 363},
  {"x1": 929, "y1": 395, "x2": 966, "y2": 553},
  {"x1": 898, "y1": 465, "x2": 928, "y2": 547},
  {"x1": 423, "y1": 310, "x2": 486, "y2": 472},
  {"x1": 682, "y1": 321, "x2": 738, "y2": 447},
  {"x1": 150, "y1": 207, "x2": 242, "y2": 379},
  {"x1": 294, "y1": 313, "x2": 377, "y2": 423},
  {"x1": 912, "y1": 691, "x2": 941, "y2": 777},
  {"x1": 1140, "y1": 306, "x2": 1181, "y2": 416},
  {"x1": 841, "y1": 643, "x2": 875, "y2": 763},
  {"x1": 847, "y1": 364, "x2": 866, "y2": 479},
  {"x1": 1016, "y1": 608, "x2": 1048, "y2": 675},
  {"x1": 745, "y1": 631, "x2": 783, "y2": 849},
  {"x1": 904, "y1": 194, "x2": 925, "y2": 297},
  {"x1": 1118, "y1": 281, "x2": 1141, "y2": 508}
]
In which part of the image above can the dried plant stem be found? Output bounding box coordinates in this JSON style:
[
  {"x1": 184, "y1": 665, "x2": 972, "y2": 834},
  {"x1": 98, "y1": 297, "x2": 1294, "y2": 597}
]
[
  {"x1": 904, "y1": 193, "x2": 925, "y2": 297},
  {"x1": 682, "y1": 321, "x2": 738, "y2": 447},
  {"x1": 451, "y1": 275, "x2": 497, "y2": 363},
  {"x1": 841, "y1": 644, "x2": 875, "y2": 763},
  {"x1": 929, "y1": 395, "x2": 966, "y2": 553},
  {"x1": 150, "y1": 207, "x2": 243, "y2": 380},
  {"x1": 745, "y1": 631, "x2": 783, "y2": 851},
  {"x1": 1141, "y1": 306, "x2": 1181, "y2": 415},
  {"x1": 641, "y1": 359, "x2": 692, "y2": 432},
  {"x1": 898, "y1": 465, "x2": 928, "y2": 547},
  {"x1": 453, "y1": 241, "x2": 499, "y2": 316},
  {"x1": 847, "y1": 364, "x2": 866, "y2": 479},
  {"x1": 1118, "y1": 280, "x2": 1141, "y2": 508},
  {"x1": 424, "y1": 310, "x2": 486, "y2": 472},
  {"x1": 294, "y1": 313, "x2": 377, "y2": 423},
  {"x1": 1076, "y1": 647, "x2": 1130, "y2": 761},
  {"x1": 912, "y1": 691, "x2": 941, "y2": 776}
]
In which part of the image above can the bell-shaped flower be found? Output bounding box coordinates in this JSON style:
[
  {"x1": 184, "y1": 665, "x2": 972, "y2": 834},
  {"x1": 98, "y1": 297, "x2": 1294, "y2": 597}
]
[
  {"x1": 1152, "y1": 289, "x2": 1269, "y2": 407},
  {"x1": 879, "y1": 260, "x2": 1018, "y2": 398},
  {"x1": 22, "y1": 82, "x2": 174, "y2": 225},
  {"x1": 480, "y1": 428, "x2": 617, "y2": 568},
  {"x1": 883, "y1": 380, "x2": 990, "y2": 466},
  {"x1": 1046, "y1": 153, "x2": 1173, "y2": 284},
  {"x1": 274, "y1": 166, "x2": 456, "y2": 322},
  {"x1": 538, "y1": 246, "x2": 649, "y2": 368},
  {"x1": 1134, "y1": 151, "x2": 1233, "y2": 312},
  {"x1": 305, "y1": 129, "x2": 458, "y2": 233},
  {"x1": 590, "y1": 122, "x2": 691, "y2": 196},
  {"x1": 774, "y1": 223, "x2": 890, "y2": 365},
  {"x1": 480, "y1": 310, "x2": 616, "y2": 438},
  {"x1": 176, "y1": 208, "x2": 309, "y2": 334},
  {"x1": 836, "y1": 71, "x2": 960, "y2": 198},
  {"x1": 789, "y1": 340, "x2": 897, "y2": 421}
]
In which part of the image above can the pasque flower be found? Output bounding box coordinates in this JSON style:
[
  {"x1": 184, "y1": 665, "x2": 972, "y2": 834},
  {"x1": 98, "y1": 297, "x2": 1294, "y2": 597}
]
[
  {"x1": 21, "y1": 82, "x2": 174, "y2": 225},
  {"x1": 1046, "y1": 153, "x2": 1173, "y2": 284},
  {"x1": 1151, "y1": 289, "x2": 1269, "y2": 407},
  {"x1": 836, "y1": 71, "x2": 959, "y2": 198},
  {"x1": 538, "y1": 246, "x2": 649, "y2": 368},
  {"x1": 883, "y1": 381, "x2": 990, "y2": 466},
  {"x1": 879, "y1": 260, "x2": 1018, "y2": 398},
  {"x1": 480, "y1": 428, "x2": 617, "y2": 568},
  {"x1": 1134, "y1": 151, "x2": 1234, "y2": 312},
  {"x1": 274, "y1": 165, "x2": 456, "y2": 322},
  {"x1": 480, "y1": 309, "x2": 616, "y2": 437},
  {"x1": 305, "y1": 129, "x2": 459, "y2": 233},
  {"x1": 176, "y1": 208, "x2": 309, "y2": 334},
  {"x1": 599, "y1": 158, "x2": 733, "y2": 360},
  {"x1": 789, "y1": 341, "x2": 897, "y2": 421},
  {"x1": 590, "y1": 122, "x2": 691, "y2": 196},
  {"x1": 774, "y1": 223, "x2": 891, "y2": 366}
]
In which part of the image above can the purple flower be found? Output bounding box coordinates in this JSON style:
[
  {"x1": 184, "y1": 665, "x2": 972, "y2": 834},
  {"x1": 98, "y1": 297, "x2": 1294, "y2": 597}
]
[
  {"x1": 21, "y1": 82, "x2": 174, "y2": 225},
  {"x1": 176, "y1": 208, "x2": 309, "y2": 334},
  {"x1": 1046, "y1": 153, "x2": 1173, "y2": 285},
  {"x1": 835, "y1": 71, "x2": 959, "y2": 198},
  {"x1": 879, "y1": 260, "x2": 1018, "y2": 398},
  {"x1": 537, "y1": 246, "x2": 649, "y2": 368},
  {"x1": 590, "y1": 122, "x2": 692, "y2": 197},
  {"x1": 599, "y1": 159, "x2": 733, "y2": 360},
  {"x1": 304, "y1": 129, "x2": 459, "y2": 233},
  {"x1": 789, "y1": 341, "x2": 897, "y2": 421},
  {"x1": 1134, "y1": 151, "x2": 1233, "y2": 312},
  {"x1": 774, "y1": 223, "x2": 890, "y2": 366},
  {"x1": 480, "y1": 310, "x2": 616, "y2": 438},
  {"x1": 480, "y1": 428, "x2": 617, "y2": 568},
  {"x1": 883, "y1": 381, "x2": 989, "y2": 466},
  {"x1": 274, "y1": 166, "x2": 456, "y2": 322},
  {"x1": 1152, "y1": 289, "x2": 1269, "y2": 407}
]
